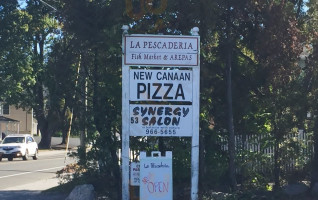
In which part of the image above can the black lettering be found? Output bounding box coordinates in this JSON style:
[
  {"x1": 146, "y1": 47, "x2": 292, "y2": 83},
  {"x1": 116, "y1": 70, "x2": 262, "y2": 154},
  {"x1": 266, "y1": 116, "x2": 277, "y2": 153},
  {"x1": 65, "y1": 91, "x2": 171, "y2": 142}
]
[
  {"x1": 183, "y1": 107, "x2": 190, "y2": 117},
  {"x1": 140, "y1": 71, "x2": 144, "y2": 80},
  {"x1": 172, "y1": 117, "x2": 180, "y2": 126},
  {"x1": 148, "y1": 107, "x2": 156, "y2": 115},
  {"x1": 149, "y1": 117, "x2": 156, "y2": 126},
  {"x1": 175, "y1": 84, "x2": 185, "y2": 100},
  {"x1": 168, "y1": 72, "x2": 173, "y2": 80},
  {"x1": 143, "y1": 42, "x2": 148, "y2": 48},
  {"x1": 173, "y1": 107, "x2": 181, "y2": 116},
  {"x1": 141, "y1": 107, "x2": 147, "y2": 117},
  {"x1": 163, "y1": 83, "x2": 173, "y2": 99},
  {"x1": 145, "y1": 72, "x2": 152, "y2": 80},
  {"x1": 157, "y1": 117, "x2": 163, "y2": 126},
  {"x1": 130, "y1": 41, "x2": 140, "y2": 48},
  {"x1": 134, "y1": 72, "x2": 139, "y2": 80},
  {"x1": 164, "y1": 117, "x2": 171, "y2": 125},
  {"x1": 156, "y1": 72, "x2": 162, "y2": 80},
  {"x1": 152, "y1": 83, "x2": 162, "y2": 99},
  {"x1": 147, "y1": 83, "x2": 151, "y2": 99},
  {"x1": 157, "y1": 107, "x2": 164, "y2": 115},
  {"x1": 133, "y1": 107, "x2": 139, "y2": 115},
  {"x1": 142, "y1": 117, "x2": 148, "y2": 125},
  {"x1": 165, "y1": 107, "x2": 172, "y2": 116},
  {"x1": 185, "y1": 73, "x2": 190, "y2": 81},
  {"x1": 137, "y1": 83, "x2": 146, "y2": 99}
]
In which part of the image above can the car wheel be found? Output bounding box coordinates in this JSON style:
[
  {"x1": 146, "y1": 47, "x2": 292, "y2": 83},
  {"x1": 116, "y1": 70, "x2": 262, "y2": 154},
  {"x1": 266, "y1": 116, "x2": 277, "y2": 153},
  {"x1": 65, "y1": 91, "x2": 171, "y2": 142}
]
[
  {"x1": 23, "y1": 150, "x2": 29, "y2": 160},
  {"x1": 8, "y1": 157, "x2": 13, "y2": 161},
  {"x1": 33, "y1": 149, "x2": 38, "y2": 160},
  {"x1": 0, "y1": 157, "x2": 2, "y2": 161}
]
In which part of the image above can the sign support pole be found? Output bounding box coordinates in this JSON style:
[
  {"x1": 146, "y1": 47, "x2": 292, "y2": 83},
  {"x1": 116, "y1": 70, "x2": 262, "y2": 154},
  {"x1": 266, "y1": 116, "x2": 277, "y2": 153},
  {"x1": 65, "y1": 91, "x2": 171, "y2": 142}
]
[
  {"x1": 121, "y1": 26, "x2": 200, "y2": 200},
  {"x1": 191, "y1": 27, "x2": 200, "y2": 200},
  {"x1": 122, "y1": 25, "x2": 130, "y2": 200}
]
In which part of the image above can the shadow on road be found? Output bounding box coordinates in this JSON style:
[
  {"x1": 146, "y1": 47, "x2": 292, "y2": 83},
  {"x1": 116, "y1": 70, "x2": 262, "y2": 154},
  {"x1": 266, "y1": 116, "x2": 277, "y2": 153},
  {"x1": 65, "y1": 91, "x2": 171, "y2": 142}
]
[{"x1": 0, "y1": 190, "x2": 67, "y2": 200}]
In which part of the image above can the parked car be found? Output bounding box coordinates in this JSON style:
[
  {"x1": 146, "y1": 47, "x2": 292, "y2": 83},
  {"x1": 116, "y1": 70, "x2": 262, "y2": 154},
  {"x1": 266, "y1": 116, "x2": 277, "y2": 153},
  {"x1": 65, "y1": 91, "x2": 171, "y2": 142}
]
[{"x1": 0, "y1": 134, "x2": 38, "y2": 161}]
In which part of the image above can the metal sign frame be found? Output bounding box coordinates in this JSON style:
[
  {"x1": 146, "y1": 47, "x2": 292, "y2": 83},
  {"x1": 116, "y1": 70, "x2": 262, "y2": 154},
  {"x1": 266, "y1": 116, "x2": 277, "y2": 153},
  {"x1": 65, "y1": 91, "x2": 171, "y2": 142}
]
[{"x1": 122, "y1": 26, "x2": 200, "y2": 200}]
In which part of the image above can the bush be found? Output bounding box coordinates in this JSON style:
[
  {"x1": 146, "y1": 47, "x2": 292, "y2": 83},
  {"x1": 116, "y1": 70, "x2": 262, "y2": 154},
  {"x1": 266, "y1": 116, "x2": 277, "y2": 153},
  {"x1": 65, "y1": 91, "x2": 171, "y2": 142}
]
[{"x1": 53, "y1": 131, "x2": 63, "y2": 137}]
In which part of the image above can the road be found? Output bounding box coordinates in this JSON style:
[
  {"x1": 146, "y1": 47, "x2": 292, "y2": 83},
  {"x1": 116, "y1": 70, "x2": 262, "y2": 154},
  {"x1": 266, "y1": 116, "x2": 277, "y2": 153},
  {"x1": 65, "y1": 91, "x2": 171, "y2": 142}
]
[{"x1": 0, "y1": 150, "x2": 75, "y2": 200}]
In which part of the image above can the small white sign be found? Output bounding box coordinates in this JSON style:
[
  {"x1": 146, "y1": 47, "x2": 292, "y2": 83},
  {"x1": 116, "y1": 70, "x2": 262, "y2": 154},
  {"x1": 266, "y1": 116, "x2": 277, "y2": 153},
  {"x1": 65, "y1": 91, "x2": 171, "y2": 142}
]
[
  {"x1": 124, "y1": 35, "x2": 199, "y2": 66},
  {"x1": 130, "y1": 162, "x2": 140, "y2": 186},
  {"x1": 140, "y1": 151, "x2": 173, "y2": 200},
  {"x1": 129, "y1": 104, "x2": 192, "y2": 137},
  {"x1": 130, "y1": 69, "x2": 193, "y2": 102}
]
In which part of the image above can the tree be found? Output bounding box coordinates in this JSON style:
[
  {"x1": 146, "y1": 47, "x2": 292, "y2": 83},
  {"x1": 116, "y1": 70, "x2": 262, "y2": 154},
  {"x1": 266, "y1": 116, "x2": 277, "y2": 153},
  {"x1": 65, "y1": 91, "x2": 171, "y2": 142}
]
[
  {"x1": 46, "y1": 34, "x2": 81, "y2": 145},
  {"x1": 57, "y1": 0, "x2": 125, "y2": 198},
  {"x1": 252, "y1": 1, "x2": 304, "y2": 189},
  {"x1": 0, "y1": 1, "x2": 33, "y2": 102},
  {"x1": 303, "y1": 0, "x2": 318, "y2": 191},
  {"x1": 0, "y1": 0, "x2": 69, "y2": 149},
  {"x1": 22, "y1": 0, "x2": 66, "y2": 148}
]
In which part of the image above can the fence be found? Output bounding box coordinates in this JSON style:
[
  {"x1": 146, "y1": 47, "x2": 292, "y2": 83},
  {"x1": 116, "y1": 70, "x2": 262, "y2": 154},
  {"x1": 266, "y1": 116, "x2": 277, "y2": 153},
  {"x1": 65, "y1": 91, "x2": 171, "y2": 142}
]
[{"x1": 220, "y1": 131, "x2": 315, "y2": 173}]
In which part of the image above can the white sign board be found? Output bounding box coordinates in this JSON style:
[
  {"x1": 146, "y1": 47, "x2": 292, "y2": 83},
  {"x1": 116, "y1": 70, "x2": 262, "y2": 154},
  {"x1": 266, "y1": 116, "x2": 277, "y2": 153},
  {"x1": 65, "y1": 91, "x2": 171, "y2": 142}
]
[
  {"x1": 124, "y1": 35, "x2": 199, "y2": 66},
  {"x1": 129, "y1": 104, "x2": 192, "y2": 137},
  {"x1": 140, "y1": 151, "x2": 173, "y2": 200},
  {"x1": 130, "y1": 69, "x2": 193, "y2": 102},
  {"x1": 122, "y1": 29, "x2": 200, "y2": 200},
  {"x1": 130, "y1": 162, "x2": 140, "y2": 186}
]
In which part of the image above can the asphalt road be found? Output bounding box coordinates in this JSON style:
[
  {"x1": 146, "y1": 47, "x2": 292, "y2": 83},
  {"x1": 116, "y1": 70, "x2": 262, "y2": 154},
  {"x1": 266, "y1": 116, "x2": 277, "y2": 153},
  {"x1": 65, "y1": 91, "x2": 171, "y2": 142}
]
[{"x1": 0, "y1": 149, "x2": 76, "y2": 200}]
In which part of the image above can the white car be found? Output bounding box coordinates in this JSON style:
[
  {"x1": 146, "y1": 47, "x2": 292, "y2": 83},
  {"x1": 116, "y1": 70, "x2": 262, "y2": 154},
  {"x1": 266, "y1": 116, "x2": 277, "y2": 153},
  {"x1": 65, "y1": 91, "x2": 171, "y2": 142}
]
[{"x1": 0, "y1": 134, "x2": 38, "y2": 161}]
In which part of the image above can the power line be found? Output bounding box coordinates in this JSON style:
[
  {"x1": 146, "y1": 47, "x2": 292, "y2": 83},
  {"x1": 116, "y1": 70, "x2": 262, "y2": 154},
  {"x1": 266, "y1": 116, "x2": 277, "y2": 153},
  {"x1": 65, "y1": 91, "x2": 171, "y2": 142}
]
[{"x1": 37, "y1": 0, "x2": 57, "y2": 11}]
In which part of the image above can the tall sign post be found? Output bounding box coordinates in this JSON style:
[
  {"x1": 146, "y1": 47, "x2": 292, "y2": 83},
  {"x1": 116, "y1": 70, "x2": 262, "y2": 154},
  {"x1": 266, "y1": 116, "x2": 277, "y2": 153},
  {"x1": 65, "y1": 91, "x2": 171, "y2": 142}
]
[{"x1": 122, "y1": 25, "x2": 200, "y2": 200}]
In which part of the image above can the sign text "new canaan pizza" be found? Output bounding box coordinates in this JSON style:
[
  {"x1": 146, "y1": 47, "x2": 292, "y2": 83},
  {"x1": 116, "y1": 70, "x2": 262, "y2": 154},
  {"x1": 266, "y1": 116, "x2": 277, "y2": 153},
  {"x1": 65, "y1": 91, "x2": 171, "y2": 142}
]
[{"x1": 130, "y1": 69, "x2": 193, "y2": 102}]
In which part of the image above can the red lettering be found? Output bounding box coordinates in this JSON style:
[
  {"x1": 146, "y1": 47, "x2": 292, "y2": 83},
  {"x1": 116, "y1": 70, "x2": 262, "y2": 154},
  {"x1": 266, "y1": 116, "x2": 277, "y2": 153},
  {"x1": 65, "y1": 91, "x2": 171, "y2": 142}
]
[
  {"x1": 147, "y1": 182, "x2": 154, "y2": 193},
  {"x1": 146, "y1": 181, "x2": 169, "y2": 193}
]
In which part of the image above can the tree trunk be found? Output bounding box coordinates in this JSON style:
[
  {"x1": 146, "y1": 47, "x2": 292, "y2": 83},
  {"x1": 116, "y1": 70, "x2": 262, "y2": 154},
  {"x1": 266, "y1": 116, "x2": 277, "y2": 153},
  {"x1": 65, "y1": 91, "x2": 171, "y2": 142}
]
[
  {"x1": 61, "y1": 118, "x2": 68, "y2": 144},
  {"x1": 37, "y1": 111, "x2": 59, "y2": 149},
  {"x1": 61, "y1": 133, "x2": 67, "y2": 144},
  {"x1": 38, "y1": 128, "x2": 52, "y2": 149},
  {"x1": 35, "y1": 34, "x2": 53, "y2": 149},
  {"x1": 33, "y1": 79, "x2": 51, "y2": 149},
  {"x1": 226, "y1": 41, "x2": 237, "y2": 191},
  {"x1": 61, "y1": 125, "x2": 69, "y2": 144},
  {"x1": 37, "y1": 113, "x2": 51, "y2": 149}
]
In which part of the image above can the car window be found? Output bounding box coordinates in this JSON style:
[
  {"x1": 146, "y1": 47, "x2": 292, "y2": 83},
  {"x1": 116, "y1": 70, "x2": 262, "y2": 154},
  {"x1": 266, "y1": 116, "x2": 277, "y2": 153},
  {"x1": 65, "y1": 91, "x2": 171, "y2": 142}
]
[
  {"x1": 2, "y1": 137, "x2": 25, "y2": 144},
  {"x1": 27, "y1": 137, "x2": 34, "y2": 143}
]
